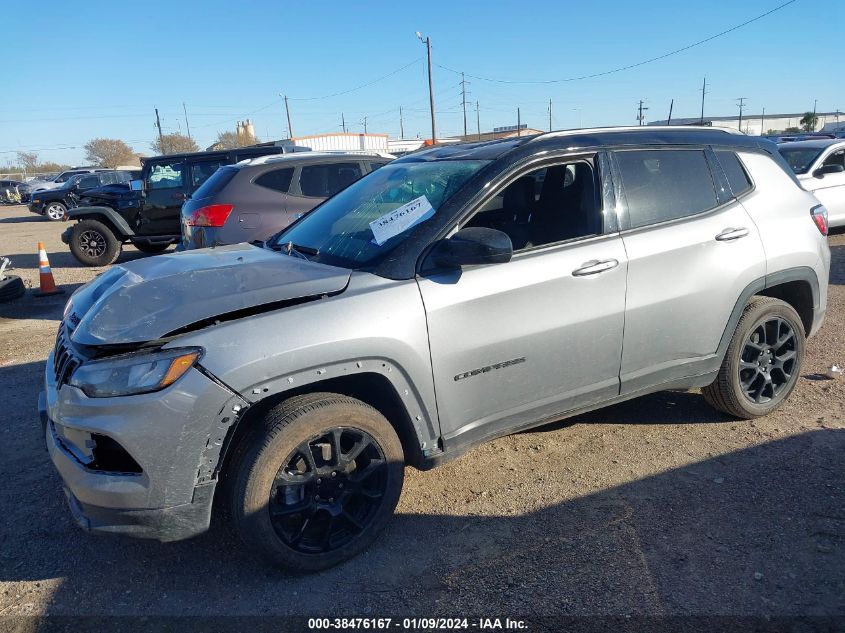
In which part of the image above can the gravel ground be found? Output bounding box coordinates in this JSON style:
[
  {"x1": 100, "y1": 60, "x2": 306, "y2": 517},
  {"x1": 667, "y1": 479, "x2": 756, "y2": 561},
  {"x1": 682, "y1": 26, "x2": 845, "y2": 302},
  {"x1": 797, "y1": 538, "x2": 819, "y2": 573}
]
[{"x1": 0, "y1": 204, "x2": 842, "y2": 620}]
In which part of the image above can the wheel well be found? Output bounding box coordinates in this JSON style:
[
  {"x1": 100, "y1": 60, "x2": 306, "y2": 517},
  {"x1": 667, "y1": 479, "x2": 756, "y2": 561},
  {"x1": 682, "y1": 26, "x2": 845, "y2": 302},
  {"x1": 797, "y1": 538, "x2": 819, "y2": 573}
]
[
  {"x1": 74, "y1": 213, "x2": 124, "y2": 241},
  {"x1": 758, "y1": 280, "x2": 814, "y2": 335},
  {"x1": 217, "y1": 373, "x2": 425, "y2": 482}
]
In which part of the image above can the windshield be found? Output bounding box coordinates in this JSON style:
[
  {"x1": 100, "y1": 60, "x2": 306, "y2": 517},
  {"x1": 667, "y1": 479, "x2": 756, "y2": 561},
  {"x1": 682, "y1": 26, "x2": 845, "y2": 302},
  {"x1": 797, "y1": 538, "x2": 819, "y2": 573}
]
[
  {"x1": 61, "y1": 175, "x2": 83, "y2": 189},
  {"x1": 55, "y1": 171, "x2": 77, "y2": 183},
  {"x1": 778, "y1": 147, "x2": 824, "y2": 174},
  {"x1": 273, "y1": 159, "x2": 489, "y2": 268}
]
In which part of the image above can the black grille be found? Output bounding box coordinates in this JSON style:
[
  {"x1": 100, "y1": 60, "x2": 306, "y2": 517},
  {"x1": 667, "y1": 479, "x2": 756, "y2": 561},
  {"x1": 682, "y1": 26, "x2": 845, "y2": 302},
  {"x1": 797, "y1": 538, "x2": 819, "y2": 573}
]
[{"x1": 53, "y1": 325, "x2": 81, "y2": 388}]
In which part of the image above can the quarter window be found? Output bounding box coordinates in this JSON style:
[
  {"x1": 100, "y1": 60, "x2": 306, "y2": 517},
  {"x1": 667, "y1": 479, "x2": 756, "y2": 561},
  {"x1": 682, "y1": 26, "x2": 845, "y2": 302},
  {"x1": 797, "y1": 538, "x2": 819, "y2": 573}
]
[
  {"x1": 823, "y1": 149, "x2": 845, "y2": 169},
  {"x1": 298, "y1": 163, "x2": 362, "y2": 197},
  {"x1": 254, "y1": 167, "x2": 294, "y2": 193},
  {"x1": 616, "y1": 149, "x2": 718, "y2": 229},
  {"x1": 716, "y1": 150, "x2": 753, "y2": 197}
]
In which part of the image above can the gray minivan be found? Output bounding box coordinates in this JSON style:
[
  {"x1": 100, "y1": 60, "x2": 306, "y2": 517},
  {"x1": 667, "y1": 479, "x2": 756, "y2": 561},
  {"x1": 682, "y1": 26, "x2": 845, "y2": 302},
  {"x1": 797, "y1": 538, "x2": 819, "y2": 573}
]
[{"x1": 181, "y1": 152, "x2": 392, "y2": 249}]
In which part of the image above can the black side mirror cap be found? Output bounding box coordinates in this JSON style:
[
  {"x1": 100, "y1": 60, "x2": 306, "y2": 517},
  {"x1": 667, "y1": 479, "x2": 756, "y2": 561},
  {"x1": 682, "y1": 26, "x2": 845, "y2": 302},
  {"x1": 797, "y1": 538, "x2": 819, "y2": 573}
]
[
  {"x1": 431, "y1": 227, "x2": 513, "y2": 268},
  {"x1": 813, "y1": 164, "x2": 845, "y2": 178}
]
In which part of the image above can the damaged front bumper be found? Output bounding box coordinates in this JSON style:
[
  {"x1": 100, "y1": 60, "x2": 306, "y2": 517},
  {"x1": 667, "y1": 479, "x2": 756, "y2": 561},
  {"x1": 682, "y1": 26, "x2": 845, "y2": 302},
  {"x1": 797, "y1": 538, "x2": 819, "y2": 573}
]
[{"x1": 40, "y1": 350, "x2": 248, "y2": 542}]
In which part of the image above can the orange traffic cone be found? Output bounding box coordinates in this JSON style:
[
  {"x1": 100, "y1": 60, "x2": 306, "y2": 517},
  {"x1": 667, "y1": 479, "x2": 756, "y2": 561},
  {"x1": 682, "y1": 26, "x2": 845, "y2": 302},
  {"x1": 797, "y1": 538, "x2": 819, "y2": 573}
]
[{"x1": 33, "y1": 242, "x2": 64, "y2": 297}]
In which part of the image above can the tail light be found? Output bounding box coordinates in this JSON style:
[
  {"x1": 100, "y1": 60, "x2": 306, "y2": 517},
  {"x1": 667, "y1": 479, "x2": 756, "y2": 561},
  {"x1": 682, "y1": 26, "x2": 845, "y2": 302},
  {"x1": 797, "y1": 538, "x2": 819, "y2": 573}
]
[
  {"x1": 811, "y1": 204, "x2": 828, "y2": 236},
  {"x1": 186, "y1": 204, "x2": 234, "y2": 227}
]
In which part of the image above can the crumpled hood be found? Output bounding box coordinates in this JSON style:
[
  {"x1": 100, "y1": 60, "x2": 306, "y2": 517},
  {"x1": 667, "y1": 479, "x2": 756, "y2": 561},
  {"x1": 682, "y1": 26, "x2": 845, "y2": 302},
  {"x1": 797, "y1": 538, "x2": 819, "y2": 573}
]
[{"x1": 68, "y1": 243, "x2": 350, "y2": 346}]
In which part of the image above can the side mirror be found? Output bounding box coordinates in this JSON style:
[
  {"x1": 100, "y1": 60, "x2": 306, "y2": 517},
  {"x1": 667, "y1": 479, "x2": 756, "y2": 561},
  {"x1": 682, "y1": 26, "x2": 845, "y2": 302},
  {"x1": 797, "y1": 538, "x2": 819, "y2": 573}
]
[
  {"x1": 431, "y1": 227, "x2": 513, "y2": 268},
  {"x1": 813, "y1": 164, "x2": 845, "y2": 178},
  {"x1": 129, "y1": 179, "x2": 145, "y2": 192}
]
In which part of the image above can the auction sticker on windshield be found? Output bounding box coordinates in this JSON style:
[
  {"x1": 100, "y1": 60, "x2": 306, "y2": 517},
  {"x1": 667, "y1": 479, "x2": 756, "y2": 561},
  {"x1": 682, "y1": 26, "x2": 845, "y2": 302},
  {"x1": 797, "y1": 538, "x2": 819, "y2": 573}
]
[{"x1": 369, "y1": 195, "x2": 434, "y2": 246}]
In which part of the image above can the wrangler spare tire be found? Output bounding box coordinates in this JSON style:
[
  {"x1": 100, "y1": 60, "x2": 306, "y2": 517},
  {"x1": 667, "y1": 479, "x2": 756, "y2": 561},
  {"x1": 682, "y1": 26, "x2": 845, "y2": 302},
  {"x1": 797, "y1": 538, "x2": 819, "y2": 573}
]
[{"x1": 0, "y1": 275, "x2": 25, "y2": 302}]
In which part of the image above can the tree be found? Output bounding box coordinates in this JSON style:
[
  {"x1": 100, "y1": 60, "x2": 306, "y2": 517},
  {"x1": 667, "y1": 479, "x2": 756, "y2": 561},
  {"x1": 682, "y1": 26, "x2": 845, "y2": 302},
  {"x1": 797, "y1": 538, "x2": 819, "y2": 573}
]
[
  {"x1": 151, "y1": 133, "x2": 199, "y2": 155},
  {"x1": 83, "y1": 138, "x2": 138, "y2": 168},
  {"x1": 16, "y1": 151, "x2": 38, "y2": 171},
  {"x1": 214, "y1": 129, "x2": 259, "y2": 150},
  {"x1": 800, "y1": 112, "x2": 818, "y2": 133}
]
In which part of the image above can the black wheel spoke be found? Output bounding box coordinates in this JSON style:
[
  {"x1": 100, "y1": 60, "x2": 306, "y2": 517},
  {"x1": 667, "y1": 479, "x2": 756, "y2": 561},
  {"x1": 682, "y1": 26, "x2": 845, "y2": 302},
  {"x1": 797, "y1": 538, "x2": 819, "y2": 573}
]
[
  {"x1": 738, "y1": 314, "x2": 798, "y2": 406},
  {"x1": 268, "y1": 426, "x2": 388, "y2": 555}
]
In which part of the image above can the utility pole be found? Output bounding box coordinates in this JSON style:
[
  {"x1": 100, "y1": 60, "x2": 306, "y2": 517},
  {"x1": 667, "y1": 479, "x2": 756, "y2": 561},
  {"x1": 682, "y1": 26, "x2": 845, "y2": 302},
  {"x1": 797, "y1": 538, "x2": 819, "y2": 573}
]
[
  {"x1": 737, "y1": 97, "x2": 747, "y2": 132},
  {"x1": 417, "y1": 32, "x2": 437, "y2": 143},
  {"x1": 548, "y1": 99, "x2": 553, "y2": 132},
  {"x1": 283, "y1": 95, "x2": 293, "y2": 139},
  {"x1": 668, "y1": 99, "x2": 674, "y2": 125},
  {"x1": 460, "y1": 72, "x2": 469, "y2": 137},
  {"x1": 183, "y1": 102, "x2": 192, "y2": 140},
  {"x1": 155, "y1": 108, "x2": 165, "y2": 154},
  {"x1": 399, "y1": 106, "x2": 404, "y2": 139},
  {"x1": 476, "y1": 100, "x2": 481, "y2": 141},
  {"x1": 699, "y1": 77, "x2": 707, "y2": 124},
  {"x1": 342, "y1": 112, "x2": 346, "y2": 133},
  {"x1": 363, "y1": 116, "x2": 368, "y2": 134},
  {"x1": 517, "y1": 107, "x2": 521, "y2": 136},
  {"x1": 812, "y1": 99, "x2": 818, "y2": 131},
  {"x1": 637, "y1": 100, "x2": 648, "y2": 126}
]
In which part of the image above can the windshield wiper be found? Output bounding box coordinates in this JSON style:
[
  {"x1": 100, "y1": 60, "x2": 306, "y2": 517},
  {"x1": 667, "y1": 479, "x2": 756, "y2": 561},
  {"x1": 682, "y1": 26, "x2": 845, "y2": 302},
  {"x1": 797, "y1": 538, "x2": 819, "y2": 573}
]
[{"x1": 269, "y1": 240, "x2": 319, "y2": 260}]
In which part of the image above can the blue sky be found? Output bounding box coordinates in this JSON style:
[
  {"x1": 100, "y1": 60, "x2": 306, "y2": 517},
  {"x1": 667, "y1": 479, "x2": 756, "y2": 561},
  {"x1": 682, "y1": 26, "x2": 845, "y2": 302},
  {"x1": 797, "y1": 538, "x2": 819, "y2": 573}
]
[{"x1": 1, "y1": 0, "x2": 842, "y2": 166}]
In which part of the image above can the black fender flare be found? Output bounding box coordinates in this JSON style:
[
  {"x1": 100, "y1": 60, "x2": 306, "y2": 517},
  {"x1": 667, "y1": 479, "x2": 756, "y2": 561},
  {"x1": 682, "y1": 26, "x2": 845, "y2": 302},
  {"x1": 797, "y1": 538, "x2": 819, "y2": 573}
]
[{"x1": 67, "y1": 206, "x2": 134, "y2": 238}]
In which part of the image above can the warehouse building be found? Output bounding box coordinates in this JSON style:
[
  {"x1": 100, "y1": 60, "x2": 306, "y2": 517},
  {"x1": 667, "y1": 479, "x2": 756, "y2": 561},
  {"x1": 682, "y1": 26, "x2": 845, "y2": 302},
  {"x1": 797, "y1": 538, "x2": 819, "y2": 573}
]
[{"x1": 649, "y1": 111, "x2": 842, "y2": 136}]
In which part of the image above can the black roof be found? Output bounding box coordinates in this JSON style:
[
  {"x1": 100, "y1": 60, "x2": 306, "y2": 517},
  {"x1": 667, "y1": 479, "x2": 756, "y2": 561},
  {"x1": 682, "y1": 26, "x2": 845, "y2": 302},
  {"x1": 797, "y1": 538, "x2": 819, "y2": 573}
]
[
  {"x1": 140, "y1": 145, "x2": 290, "y2": 166},
  {"x1": 398, "y1": 127, "x2": 776, "y2": 163}
]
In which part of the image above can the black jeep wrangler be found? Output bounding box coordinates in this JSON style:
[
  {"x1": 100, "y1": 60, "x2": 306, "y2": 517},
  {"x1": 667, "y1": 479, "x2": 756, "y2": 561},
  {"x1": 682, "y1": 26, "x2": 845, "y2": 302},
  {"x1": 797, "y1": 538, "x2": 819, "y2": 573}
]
[{"x1": 62, "y1": 145, "x2": 305, "y2": 266}]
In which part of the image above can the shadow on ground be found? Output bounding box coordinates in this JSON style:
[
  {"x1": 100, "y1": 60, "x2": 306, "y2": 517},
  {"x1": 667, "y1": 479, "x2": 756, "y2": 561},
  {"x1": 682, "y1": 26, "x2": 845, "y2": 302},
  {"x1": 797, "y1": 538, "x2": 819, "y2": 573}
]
[
  {"x1": 1, "y1": 249, "x2": 150, "y2": 271},
  {"x1": 829, "y1": 244, "x2": 844, "y2": 286},
  {"x1": 0, "y1": 355, "x2": 840, "y2": 618}
]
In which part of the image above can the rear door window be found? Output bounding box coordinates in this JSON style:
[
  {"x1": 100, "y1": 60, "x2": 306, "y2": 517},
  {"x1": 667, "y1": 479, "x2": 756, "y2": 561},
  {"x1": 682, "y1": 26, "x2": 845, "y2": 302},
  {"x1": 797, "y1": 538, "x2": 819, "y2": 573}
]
[
  {"x1": 298, "y1": 162, "x2": 363, "y2": 197},
  {"x1": 715, "y1": 150, "x2": 753, "y2": 197},
  {"x1": 190, "y1": 161, "x2": 225, "y2": 190},
  {"x1": 254, "y1": 167, "x2": 294, "y2": 193},
  {"x1": 615, "y1": 149, "x2": 718, "y2": 229}
]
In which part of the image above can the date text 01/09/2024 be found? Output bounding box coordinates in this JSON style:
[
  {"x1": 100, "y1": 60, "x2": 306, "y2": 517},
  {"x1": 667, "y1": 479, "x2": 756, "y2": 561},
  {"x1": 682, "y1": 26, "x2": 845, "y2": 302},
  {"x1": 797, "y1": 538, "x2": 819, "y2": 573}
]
[{"x1": 307, "y1": 618, "x2": 528, "y2": 630}]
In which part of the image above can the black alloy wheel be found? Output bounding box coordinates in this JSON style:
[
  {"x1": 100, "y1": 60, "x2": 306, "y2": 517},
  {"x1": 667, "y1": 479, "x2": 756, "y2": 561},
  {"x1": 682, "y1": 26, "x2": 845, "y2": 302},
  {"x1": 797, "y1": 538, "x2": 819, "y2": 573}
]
[
  {"x1": 739, "y1": 317, "x2": 797, "y2": 404},
  {"x1": 269, "y1": 427, "x2": 388, "y2": 554}
]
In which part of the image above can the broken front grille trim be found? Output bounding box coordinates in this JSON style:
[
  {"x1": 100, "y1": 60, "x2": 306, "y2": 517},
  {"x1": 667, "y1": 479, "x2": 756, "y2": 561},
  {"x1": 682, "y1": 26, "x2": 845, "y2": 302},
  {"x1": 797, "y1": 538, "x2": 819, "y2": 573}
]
[{"x1": 53, "y1": 324, "x2": 82, "y2": 388}]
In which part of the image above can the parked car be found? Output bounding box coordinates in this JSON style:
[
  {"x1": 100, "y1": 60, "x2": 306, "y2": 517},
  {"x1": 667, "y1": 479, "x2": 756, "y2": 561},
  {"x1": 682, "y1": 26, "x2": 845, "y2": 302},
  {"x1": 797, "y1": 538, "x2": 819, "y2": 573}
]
[
  {"x1": 778, "y1": 139, "x2": 845, "y2": 227},
  {"x1": 28, "y1": 171, "x2": 132, "y2": 221},
  {"x1": 41, "y1": 127, "x2": 829, "y2": 571},
  {"x1": 181, "y1": 152, "x2": 392, "y2": 249},
  {"x1": 0, "y1": 179, "x2": 30, "y2": 203},
  {"x1": 61, "y1": 145, "x2": 308, "y2": 265},
  {"x1": 29, "y1": 168, "x2": 106, "y2": 194}
]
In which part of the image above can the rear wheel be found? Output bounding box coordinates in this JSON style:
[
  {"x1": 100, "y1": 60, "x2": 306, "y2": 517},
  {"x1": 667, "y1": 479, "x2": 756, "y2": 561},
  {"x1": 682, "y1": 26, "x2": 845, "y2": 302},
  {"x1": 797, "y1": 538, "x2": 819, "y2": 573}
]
[
  {"x1": 228, "y1": 393, "x2": 404, "y2": 571},
  {"x1": 45, "y1": 202, "x2": 67, "y2": 221},
  {"x1": 69, "y1": 219, "x2": 122, "y2": 267},
  {"x1": 703, "y1": 297, "x2": 805, "y2": 419}
]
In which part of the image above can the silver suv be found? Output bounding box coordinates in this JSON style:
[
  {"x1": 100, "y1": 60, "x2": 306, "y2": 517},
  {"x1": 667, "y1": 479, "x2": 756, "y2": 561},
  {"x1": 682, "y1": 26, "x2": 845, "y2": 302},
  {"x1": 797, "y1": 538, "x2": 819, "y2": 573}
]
[{"x1": 40, "y1": 127, "x2": 831, "y2": 571}]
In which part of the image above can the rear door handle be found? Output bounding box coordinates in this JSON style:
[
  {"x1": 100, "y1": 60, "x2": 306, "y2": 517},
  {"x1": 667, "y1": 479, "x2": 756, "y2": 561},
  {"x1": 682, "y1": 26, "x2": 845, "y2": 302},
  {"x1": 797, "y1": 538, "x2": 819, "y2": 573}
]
[
  {"x1": 715, "y1": 227, "x2": 749, "y2": 241},
  {"x1": 572, "y1": 258, "x2": 619, "y2": 277}
]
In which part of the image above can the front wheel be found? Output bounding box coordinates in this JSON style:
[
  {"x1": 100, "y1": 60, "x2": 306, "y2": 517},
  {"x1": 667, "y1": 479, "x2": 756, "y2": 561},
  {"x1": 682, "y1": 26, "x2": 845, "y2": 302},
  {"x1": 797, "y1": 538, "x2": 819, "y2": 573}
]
[
  {"x1": 228, "y1": 393, "x2": 405, "y2": 571},
  {"x1": 44, "y1": 202, "x2": 67, "y2": 221},
  {"x1": 703, "y1": 297, "x2": 805, "y2": 419},
  {"x1": 69, "y1": 219, "x2": 122, "y2": 267}
]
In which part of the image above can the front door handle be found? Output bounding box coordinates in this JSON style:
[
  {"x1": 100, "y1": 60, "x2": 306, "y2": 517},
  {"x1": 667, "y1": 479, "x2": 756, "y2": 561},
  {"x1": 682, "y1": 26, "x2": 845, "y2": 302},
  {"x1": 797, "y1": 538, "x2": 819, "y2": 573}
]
[
  {"x1": 572, "y1": 258, "x2": 619, "y2": 277},
  {"x1": 715, "y1": 227, "x2": 749, "y2": 241}
]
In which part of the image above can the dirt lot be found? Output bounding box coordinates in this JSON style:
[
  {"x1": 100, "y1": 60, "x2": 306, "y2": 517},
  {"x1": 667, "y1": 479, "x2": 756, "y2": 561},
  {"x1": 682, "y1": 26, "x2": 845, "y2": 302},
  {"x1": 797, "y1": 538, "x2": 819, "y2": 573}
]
[{"x1": 0, "y1": 203, "x2": 842, "y2": 621}]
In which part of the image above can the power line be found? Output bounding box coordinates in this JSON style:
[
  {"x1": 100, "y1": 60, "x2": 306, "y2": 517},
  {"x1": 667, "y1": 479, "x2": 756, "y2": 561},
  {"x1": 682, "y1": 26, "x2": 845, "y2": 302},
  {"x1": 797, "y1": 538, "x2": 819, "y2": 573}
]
[
  {"x1": 436, "y1": 0, "x2": 796, "y2": 84},
  {"x1": 287, "y1": 58, "x2": 423, "y2": 101}
]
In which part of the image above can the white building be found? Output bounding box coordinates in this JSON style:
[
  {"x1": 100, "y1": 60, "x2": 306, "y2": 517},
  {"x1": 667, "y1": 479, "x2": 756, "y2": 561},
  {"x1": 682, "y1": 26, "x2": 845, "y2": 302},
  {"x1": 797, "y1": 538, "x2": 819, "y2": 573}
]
[
  {"x1": 290, "y1": 132, "x2": 390, "y2": 154},
  {"x1": 649, "y1": 111, "x2": 843, "y2": 136}
]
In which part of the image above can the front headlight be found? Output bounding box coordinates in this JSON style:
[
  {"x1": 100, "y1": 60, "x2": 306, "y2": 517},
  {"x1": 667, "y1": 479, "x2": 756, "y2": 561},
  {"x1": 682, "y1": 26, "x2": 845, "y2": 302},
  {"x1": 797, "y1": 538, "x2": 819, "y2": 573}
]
[{"x1": 69, "y1": 347, "x2": 203, "y2": 398}]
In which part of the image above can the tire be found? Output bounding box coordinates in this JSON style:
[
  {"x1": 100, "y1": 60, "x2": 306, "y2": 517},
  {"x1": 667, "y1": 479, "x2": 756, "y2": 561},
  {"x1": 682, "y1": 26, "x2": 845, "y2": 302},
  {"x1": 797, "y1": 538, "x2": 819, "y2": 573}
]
[
  {"x1": 0, "y1": 275, "x2": 25, "y2": 302},
  {"x1": 228, "y1": 393, "x2": 405, "y2": 571},
  {"x1": 69, "y1": 219, "x2": 122, "y2": 267},
  {"x1": 44, "y1": 202, "x2": 67, "y2": 221},
  {"x1": 133, "y1": 242, "x2": 170, "y2": 254},
  {"x1": 703, "y1": 297, "x2": 805, "y2": 419}
]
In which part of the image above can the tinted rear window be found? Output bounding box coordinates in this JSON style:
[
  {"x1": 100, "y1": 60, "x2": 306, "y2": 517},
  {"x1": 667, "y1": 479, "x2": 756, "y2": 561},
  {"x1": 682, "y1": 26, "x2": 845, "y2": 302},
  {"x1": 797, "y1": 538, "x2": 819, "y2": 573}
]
[
  {"x1": 716, "y1": 150, "x2": 753, "y2": 197},
  {"x1": 254, "y1": 167, "x2": 294, "y2": 193},
  {"x1": 192, "y1": 165, "x2": 238, "y2": 199},
  {"x1": 616, "y1": 149, "x2": 718, "y2": 229}
]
